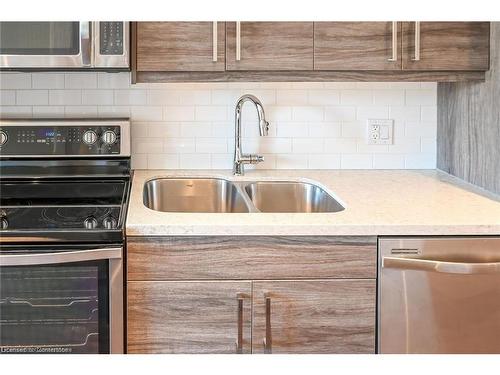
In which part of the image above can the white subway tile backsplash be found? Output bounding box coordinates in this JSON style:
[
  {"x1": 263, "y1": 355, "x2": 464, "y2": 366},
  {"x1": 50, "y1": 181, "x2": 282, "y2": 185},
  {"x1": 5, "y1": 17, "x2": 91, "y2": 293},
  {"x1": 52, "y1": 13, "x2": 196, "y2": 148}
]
[
  {"x1": 195, "y1": 106, "x2": 228, "y2": 121},
  {"x1": 389, "y1": 106, "x2": 421, "y2": 121},
  {"x1": 276, "y1": 122, "x2": 309, "y2": 137},
  {"x1": 180, "y1": 154, "x2": 211, "y2": 169},
  {"x1": 17, "y1": 90, "x2": 48, "y2": 105},
  {"x1": 0, "y1": 106, "x2": 32, "y2": 117},
  {"x1": 341, "y1": 154, "x2": 373, "y2": 169},
  {"x1": 324, "y1": 106, "x2": 356, "y2": 121},
  {"x1": 164, "y1": 138, "x2": 196, "y2": 153},
  {"x1": 308, "y1": 154, "x2": 341, "y2": 169},
  {"x1": 82, "y1": 90, "x2": 114, "y2": 105},
  {"x1": 341, "y1": 90, "x2": 373, "y2": 105},
  {"x1": 0, "y1": 73, "x2": 31, "y2": 89},
  {"x1": 0, "y1": 90, "x2": 16, "y2": 105},
  {"x1": 373, "y1": 154, "x2": 405, "y2": 169},
  {"x1": 131, "y1": 106, "x2": 163, "y2": 121},
  {"x1": 147, "y1": 154, "x2": 179, "y2": 169},
  {"x1": 277, "y1": 90, "x2": 308, "y2": 105},
  {"x1": 97, "y1": 106, "x2": 130, "y2": 118},
  {"x1": 163, "y1": 106, "x2": 195, "y2": 121},
  {"x1": 406, "y1": 89, "x2": 437, "y2": 106},
  {"x1": 49, "y1": 90, "x2": 81, "y2": 105},
  {"x1": 64, "y1": 73, "x2": 97, "y2": 89},
  {"x1": 97, "y1": 72, "x2": 131, "y2": 89},
  {"x1": 292, "y1": 106, "x2": 324, "y2": 122},
  {"x1": 308, "y1": 90, "x2": 340, "y2": 106},
  {"x1": 276, "y1": 154, "x2": 308, "y2": 169},
  {"x1": 32, "y1": 73, "x2": 65, "y2": 89},
  {"x1": 33, "y1": 106, "x2": 65, "y2": 118},
  {"x1": 292, "y1": 138, "x2": 324, "y2": 154},
  {"x1": 0, "y1": 73, "x2": 437, "y2": 170},
  {"x1": 65, "y1": 106, "x2": 97, "y2": 117},
  {"x1": 114, "y1": 90, "x2": 147, "y2": 105},
  {"x1": 308, "y1": 122, "x2": 341, "y2": 138},
  {"x1": 405, "y1": 153, "x2": 437, "y2": 169}
]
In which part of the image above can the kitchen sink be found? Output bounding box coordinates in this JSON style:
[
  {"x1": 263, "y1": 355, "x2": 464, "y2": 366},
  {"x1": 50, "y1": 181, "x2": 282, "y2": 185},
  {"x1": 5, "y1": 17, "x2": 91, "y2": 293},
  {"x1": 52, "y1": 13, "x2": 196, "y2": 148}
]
[
  {"x1": 143, "y1": 178, "x2": 250, "y2": 213},
  {"x1": 143, "y1": 178, "x2": 344, "y2": 213},
  {"x1": 244, "y1": 181, "x2": 345, "y2": 213}
]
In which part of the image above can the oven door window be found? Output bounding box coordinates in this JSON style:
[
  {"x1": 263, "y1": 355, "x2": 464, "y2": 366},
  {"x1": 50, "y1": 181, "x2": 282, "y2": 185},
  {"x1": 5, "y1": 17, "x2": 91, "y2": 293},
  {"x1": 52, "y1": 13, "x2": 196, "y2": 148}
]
[
  {"x1": 0, "y1": 261, "x2": 109, "y2": 354},
  {"x1": 0, "y1": 22, "x2": 80, "y2": 55}
]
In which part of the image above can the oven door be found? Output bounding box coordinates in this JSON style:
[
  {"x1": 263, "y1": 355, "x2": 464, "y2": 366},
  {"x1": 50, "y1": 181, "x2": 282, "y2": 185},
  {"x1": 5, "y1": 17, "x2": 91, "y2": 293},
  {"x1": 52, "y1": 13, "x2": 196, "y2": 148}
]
[
  {"x1": 0, "y1": 245, "x2": 123, "y2": 354},
  {"x1": 0, "y1": 22, "x2": 91, "y2": 69}
]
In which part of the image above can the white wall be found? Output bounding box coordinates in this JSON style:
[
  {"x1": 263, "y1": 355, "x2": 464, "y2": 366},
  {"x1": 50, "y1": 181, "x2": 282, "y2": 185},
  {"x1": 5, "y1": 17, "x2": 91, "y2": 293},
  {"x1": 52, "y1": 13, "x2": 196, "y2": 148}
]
[{"x1": 0, "y1": 72, "x2": 437, "y2": 170}]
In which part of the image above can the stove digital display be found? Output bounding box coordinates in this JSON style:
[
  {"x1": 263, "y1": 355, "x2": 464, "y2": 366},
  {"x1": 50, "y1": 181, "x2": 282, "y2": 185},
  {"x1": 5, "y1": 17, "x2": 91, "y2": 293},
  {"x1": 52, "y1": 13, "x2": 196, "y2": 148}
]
[{"x1": 38, "y1": 129, "x2": 56, "y2": 137}]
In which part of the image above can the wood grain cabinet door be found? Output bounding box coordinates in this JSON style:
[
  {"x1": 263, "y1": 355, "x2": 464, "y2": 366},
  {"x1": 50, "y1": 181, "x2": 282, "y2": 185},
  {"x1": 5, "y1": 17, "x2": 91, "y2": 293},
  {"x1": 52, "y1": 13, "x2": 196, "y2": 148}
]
[
  {"x1": 127, "y1": 281, "x2": 252, "y2": 353},
  {"x1": 402, "y1": 22, "x2": 490, "y2": 71},
  {"x1": 225, "y1": 22, "x2": 314, "y2": 71},
  {"x1": 136, "y1": 22, "x2": 226, "y2": 72},
  {"x1": 252, "y1": 280, "x2": 376, "y2": 354},
  {"x1": 314, "y1": 22, "x2": 402, "y2": 70}
]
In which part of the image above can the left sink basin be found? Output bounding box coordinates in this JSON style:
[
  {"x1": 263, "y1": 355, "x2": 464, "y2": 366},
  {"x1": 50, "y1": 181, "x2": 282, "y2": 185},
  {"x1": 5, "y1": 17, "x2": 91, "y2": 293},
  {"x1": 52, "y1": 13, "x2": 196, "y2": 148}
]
[{"x1": 143, "y1": 178, "x2": 250, "y2": 213}]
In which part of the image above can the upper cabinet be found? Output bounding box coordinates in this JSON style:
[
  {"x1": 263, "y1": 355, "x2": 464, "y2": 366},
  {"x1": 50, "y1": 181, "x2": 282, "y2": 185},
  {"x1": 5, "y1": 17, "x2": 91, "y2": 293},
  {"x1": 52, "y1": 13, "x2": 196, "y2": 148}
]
[
  {"x1": 225, "y1": 22, "x2": 314, "y2": 71},
  {"x1": 133, "y1": 21, "x2": 490, "y2": 82},
  {"x1": 314, "y1": 22, "x2": 402, "y2": 71},
  {"x1": 401, "y1": 22, "x2": 490, "y2": 71},
  {"x1": 136, "y1": 22, "x2": 225, "y2": 72}
]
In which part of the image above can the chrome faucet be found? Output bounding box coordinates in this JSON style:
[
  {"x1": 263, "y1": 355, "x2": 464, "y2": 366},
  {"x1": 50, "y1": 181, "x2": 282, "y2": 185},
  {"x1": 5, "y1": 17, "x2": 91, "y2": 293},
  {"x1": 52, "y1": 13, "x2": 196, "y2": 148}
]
[{"x1": 233, "y1": 94, "x2": 269, "y2": 176}]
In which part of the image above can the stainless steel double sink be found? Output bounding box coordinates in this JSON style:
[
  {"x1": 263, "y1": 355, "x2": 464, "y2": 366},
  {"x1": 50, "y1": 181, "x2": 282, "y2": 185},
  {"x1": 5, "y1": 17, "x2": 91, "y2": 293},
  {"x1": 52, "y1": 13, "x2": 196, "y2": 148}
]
[{"x1": 143, "y1": 177, "x2": 345, "y2": 213}]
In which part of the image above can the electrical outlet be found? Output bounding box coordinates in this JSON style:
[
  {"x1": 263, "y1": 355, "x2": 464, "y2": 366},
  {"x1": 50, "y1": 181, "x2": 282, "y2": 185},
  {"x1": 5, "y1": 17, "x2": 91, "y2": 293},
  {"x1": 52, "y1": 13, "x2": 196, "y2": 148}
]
[{"x1": 367, "y1": 119, "x2": 394, "y2": 145}]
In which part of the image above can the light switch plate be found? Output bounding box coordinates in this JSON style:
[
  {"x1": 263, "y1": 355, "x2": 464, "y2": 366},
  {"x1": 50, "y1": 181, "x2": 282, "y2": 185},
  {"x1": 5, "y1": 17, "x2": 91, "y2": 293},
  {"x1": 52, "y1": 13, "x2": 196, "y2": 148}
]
[{"x1": 366, "y1": 119, "x2": 394, "y2": 145}]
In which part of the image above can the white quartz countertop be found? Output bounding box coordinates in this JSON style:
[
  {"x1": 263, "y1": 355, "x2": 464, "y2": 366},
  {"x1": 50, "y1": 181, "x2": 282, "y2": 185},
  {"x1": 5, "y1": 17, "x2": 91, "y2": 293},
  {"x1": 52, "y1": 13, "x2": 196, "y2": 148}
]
[{"x1": 126, "y1": 169, "x2": 500, "y2": 236}]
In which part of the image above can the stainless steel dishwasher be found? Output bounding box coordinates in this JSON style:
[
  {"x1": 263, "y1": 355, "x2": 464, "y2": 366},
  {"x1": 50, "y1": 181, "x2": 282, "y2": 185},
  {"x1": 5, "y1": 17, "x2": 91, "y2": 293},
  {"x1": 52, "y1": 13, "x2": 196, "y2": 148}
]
[{"x1": 378, "y1": 237, "x2": 500, "y2": 354}]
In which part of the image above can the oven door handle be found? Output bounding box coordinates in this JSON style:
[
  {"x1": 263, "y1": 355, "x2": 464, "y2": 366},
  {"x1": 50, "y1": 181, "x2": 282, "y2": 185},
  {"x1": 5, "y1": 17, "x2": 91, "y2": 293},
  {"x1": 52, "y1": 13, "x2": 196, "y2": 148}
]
[
  {"x1": 0, "y1": 247, "x2": 122, "y2": 266},
  {"x1": 382, "y1": 256, "x2": 500, "y2": 275}
]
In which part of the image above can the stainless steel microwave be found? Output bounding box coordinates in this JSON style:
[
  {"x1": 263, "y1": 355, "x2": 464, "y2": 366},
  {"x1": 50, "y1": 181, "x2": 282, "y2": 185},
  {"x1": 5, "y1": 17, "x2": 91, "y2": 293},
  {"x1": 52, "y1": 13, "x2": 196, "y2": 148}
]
[{"x1": 0, "y1": 22, "x2": 129, "y2": 70}]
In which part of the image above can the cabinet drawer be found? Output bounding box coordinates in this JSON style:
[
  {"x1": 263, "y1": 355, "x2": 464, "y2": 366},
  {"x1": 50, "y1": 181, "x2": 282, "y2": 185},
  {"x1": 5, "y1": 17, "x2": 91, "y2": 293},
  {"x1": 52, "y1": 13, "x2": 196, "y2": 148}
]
[{"x1": 127, "y1": 236, "x2": 376, "y2": 281}]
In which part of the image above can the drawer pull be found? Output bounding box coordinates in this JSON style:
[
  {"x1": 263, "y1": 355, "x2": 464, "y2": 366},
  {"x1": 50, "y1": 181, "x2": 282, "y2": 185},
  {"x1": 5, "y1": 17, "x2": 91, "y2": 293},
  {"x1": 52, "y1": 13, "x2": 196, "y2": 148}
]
[
  {"x1": 236, "y1": 21, "x2": 241, "y2": 61},
  {"x1": 212, "y1": 22, "x2": 218, "y2": 62},
  {"x1": 236, "y1": 293, "x2": 244, "y2": 354},
  {"x1": 263, "y1": 294, "x2": 272, "y2": 354},
  {"x1": 388, "y1": 21, "x2": 398, "y2": 62},
  {"x1": 412, "y1": 21, "x2": 421, "y2": 61}
]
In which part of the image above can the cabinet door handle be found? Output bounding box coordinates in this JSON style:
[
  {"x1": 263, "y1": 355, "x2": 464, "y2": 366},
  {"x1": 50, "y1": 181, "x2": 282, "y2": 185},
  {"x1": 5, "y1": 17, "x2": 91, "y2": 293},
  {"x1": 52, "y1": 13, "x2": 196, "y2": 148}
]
[
  {"x1": 412, "y1": 21, "x2": 421, "y2": 61},
  {"x1": 235, "y1": 294, "x2": 244, "y2": 354},
  {"x1": 212, "y1": 22, "x2": 218, "y2": 62},
  {"x1": 236, "y1": 21, "x2": 241, "y2": 61},
  {"x1": 388, "y1": 21, "x2": 398, "y2": 62},
  {"x1": 263, "y1": 294, "x2": 272, "y2": 354}
]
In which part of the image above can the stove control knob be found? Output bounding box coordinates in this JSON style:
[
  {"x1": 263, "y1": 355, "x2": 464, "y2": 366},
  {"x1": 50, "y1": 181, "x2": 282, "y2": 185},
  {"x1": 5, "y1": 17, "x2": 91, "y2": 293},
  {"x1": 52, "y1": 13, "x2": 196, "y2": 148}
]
[
  {"x1": 0, "y1": 130, "x2": 8, "y2": 146},
  {"x1": 103, "y1": 216, "x2": 117, "y2": 229},
  {"x1": 84, "y1": 216, "x2": 98, "y2": 230},
  {"x1": 102, "y1": 130, "x2": 117, "y2": 145},
  {"x1": 0, "y1": 217, "x2": 8, "y2": 230},
  {"x1": 83, "y1": 130, "x2": 97, "y2": 145}
]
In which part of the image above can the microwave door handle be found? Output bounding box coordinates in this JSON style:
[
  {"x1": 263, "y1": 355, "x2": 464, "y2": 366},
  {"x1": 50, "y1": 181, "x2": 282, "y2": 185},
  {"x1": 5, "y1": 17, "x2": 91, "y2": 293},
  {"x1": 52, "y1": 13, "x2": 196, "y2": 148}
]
[
  {"x1": 80, "y1": 21, "x2": 92, "y2": 67},
  {"x1": 0, "y1": 247, "x2": 122, "y2": 266},
  {"x1": 382, "y1": 256, "x2": 500, "y2": 275}
]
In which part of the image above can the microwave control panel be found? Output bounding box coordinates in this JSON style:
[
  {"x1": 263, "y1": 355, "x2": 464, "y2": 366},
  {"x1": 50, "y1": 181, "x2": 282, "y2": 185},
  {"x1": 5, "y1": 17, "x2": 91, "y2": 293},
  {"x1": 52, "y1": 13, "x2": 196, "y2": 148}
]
[{"x1": 100, "y1": 22, "x2": 124, "y2": 55}]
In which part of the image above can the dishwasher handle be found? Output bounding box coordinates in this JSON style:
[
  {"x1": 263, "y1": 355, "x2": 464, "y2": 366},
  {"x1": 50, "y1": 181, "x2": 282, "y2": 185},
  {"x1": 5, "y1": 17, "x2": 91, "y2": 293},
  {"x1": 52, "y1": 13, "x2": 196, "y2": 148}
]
[{"x1": 382, "y1": 256, "x2": 500, "y2": 275}]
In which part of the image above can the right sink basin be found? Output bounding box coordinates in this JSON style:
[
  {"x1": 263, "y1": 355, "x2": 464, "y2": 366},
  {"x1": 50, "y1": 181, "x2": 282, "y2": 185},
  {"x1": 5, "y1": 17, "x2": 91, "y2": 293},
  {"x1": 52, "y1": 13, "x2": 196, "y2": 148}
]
[{"x1": 244, "y1": 181, "x2": 345, "y2": 213}]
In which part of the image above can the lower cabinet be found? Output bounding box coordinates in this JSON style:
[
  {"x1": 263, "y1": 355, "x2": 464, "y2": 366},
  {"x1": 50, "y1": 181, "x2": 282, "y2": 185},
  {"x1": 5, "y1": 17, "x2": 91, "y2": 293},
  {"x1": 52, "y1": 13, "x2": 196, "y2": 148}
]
[
  {"x1": 127, "y1": 281, "x2": 252, "y2": 354},
  {"x1": 126, "y1": 236, "x2": 377, "y2": 354},
  {"x1": 127, "y1": 279, "x2": 375, "y2": 354},
  {"x1": 252, "y1": 280, "x2": 376, "y2": 354}
]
